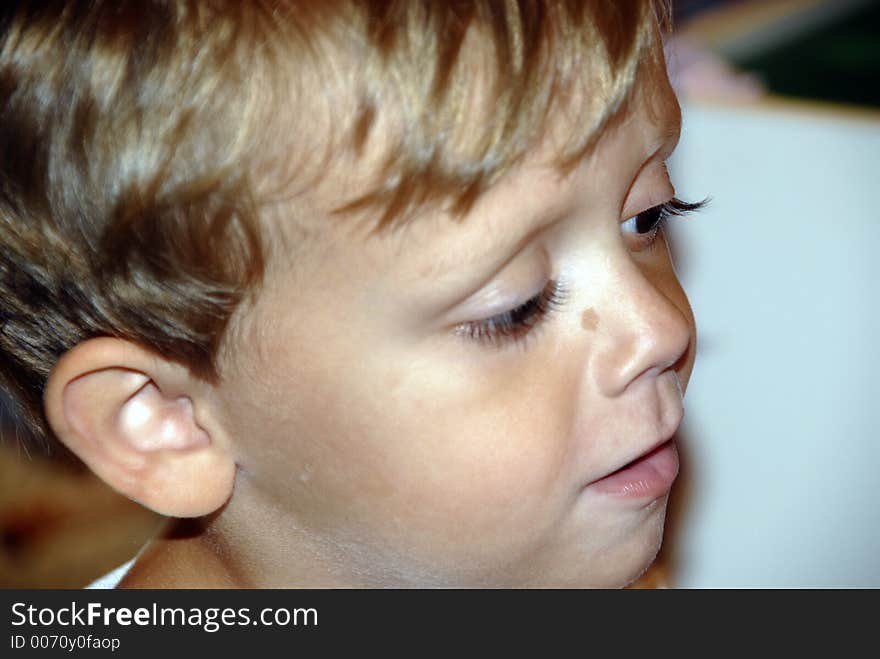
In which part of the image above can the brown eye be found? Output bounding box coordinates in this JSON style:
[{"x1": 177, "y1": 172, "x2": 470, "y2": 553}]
[
  {"x1": 621, "y1": 203, "x2": 668, "y2": 238},
  {"x1": 621, "y1": 197, "x2": 708, "y2": 247},
  {"x1": 627, "y1": 206, "x2": 665, "y2": 234}
]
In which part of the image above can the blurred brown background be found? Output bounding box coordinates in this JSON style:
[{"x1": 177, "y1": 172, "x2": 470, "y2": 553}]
[{"x1": 0, "y1": 426, "x2": 161, "y2": 587}]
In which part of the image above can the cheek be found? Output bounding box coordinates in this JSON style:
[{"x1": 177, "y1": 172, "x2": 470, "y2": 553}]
[
  {"x1": 367, "y1": 353, "x2": 585, "y2": 565},
  {"x1": 400, "y1": 365, "x2": 578, "y2": 513},
  {"x1": 362, "y1": 355, "x2": 578, "y2": 526},
  {"x1": 243, "y1": 338, "x2": 583, "y2": 554}
]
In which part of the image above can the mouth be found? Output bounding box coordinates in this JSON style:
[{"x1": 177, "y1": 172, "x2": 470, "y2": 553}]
[
  {"x1": 585, "y1": 438, "x2": 680, "y2": 501},
  {"x1": 584, "y1": 373, "x2": 686, "y2": 501}
]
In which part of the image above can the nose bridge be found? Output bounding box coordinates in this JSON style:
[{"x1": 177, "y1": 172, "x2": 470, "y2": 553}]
[{"x1": 596, "y1": 256, "x2": 691, "y2": 397}]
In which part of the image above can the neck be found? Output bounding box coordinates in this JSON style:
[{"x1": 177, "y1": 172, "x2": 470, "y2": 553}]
[{"x1": 119, "y1": 484, "x2": 365, "y2": 588}]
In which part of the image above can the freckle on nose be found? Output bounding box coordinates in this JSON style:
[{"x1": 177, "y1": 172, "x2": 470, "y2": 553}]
[{"x1": 581, "y1": 307, "x2": 599, "y2": 331}]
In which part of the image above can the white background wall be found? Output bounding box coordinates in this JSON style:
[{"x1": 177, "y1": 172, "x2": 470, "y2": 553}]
[{"x1": 666, "y1": 101, "x2": 880, "y2": 586}]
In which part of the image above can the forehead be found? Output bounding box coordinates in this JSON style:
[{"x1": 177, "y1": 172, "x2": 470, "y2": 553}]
[
  {"x1": 265, "y1": 43, "x2": 681, "y2": 289},
  {"x1": 370, "y1": 65, "x2": 682, "y2": 279}
]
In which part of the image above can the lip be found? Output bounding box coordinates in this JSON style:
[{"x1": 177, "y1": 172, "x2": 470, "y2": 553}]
[
  {"x1": 586, "y1": 439, "x2": 680, "y2": 500},
  {"x1": 584, "y1": 374, "x2": 686, "y2": 501}
]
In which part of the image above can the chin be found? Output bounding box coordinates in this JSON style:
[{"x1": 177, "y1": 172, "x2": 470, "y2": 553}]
[
  {"x1": 501, "y1": 502, "x2": 669, "y2": 588},
  {"x1": 617, "y1": 505, "x2": 669, "y2": 588},
  {"x1": 579, "y1": 497, "x2": 670, "y2": 588}
]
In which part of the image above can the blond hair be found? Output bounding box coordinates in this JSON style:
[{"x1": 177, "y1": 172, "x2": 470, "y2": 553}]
[{"x1": 0, "y1": 0, "x2": 667, "y2": 445}]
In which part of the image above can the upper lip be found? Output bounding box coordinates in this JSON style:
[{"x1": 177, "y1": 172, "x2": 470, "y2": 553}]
[
  {"x1": 592, "y1": 409, "x2": 684, "y2": 481},
  {"x1": 608, "y1": 436, "x2": 673, "y2": 477}
]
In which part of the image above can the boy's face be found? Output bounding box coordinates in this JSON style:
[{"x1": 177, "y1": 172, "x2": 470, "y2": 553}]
[{"x1": 214, "y1": 66, "x2": 695, "y2": 587}]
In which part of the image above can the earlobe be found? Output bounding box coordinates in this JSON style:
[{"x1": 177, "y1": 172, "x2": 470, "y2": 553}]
[{"x1": 44, "y1": 337, "x2": 236, "y2": 518}]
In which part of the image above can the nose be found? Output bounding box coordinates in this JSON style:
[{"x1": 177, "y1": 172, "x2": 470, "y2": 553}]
[{"x1": 596, "y1": 258, "x2": 692, "y2": 397}]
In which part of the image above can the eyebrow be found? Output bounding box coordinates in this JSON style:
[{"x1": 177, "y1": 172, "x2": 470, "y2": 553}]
[
  {"x1": 419, "y1": 101, "x2": 683, "y2": 284},
  {"x1": 415, "y1": 193, "x2": 569, "y2": 286},
  {"x1": 639, "y1": 86, "x2": 683, "y2": 161},
  {"x1": 651, "y1": 101, "x2": 683, "y2": 162}
]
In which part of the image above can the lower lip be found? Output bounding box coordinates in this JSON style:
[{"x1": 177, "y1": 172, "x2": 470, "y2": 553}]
[{"x1": 588, "y1": 440, "x2": 680, "y2": 500}]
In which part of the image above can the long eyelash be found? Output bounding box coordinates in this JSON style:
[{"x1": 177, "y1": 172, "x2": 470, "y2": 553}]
[
  {"x1": 644, "y1": 197, "x2": 709, "y2": 248},
  {"x1": 457, "y1": 197, "x2": 707, "y2": 349},
  {"x1": 457, "y1": 279, "x2": 568, "y2": 349}
]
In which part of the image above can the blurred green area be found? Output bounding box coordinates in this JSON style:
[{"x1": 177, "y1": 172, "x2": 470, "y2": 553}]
[{"x1": 735, "y1": 1, "x2": 880, "y2": 108}]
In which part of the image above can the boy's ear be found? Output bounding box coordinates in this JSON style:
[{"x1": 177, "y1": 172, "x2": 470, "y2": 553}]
[{"x1": 44, "y1": 337, "x2": 236, "y2": 518}]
